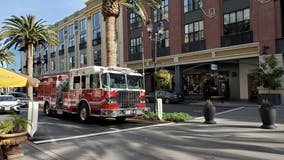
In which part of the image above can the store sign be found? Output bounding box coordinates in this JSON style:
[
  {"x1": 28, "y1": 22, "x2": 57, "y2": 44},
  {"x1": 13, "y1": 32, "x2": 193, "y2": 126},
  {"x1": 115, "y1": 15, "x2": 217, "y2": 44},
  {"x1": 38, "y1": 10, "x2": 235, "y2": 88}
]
[{"x1": 211, "y1": 64, "x2": 218, "y2": 71}]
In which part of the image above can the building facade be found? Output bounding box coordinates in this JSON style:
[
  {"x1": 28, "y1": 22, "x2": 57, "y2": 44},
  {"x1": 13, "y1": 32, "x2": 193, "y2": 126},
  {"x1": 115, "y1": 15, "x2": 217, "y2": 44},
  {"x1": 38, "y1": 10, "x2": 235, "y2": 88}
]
[{"x1": 23, "y1": 0, "x2": 284, "y2": 102}]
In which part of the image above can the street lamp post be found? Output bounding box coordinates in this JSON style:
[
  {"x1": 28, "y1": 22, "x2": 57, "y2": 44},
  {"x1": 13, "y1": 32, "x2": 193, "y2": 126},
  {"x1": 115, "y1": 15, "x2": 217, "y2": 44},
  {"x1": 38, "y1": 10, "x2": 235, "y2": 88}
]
[{"x1": 146, "y1": 20, "x2": 164, "y2": 113}]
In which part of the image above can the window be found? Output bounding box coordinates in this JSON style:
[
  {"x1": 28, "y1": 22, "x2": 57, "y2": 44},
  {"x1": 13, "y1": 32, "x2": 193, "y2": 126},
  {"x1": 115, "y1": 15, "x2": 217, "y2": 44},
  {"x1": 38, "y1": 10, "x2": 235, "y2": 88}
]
[
  {"x1": 80, "y1": 18, "x2": 87, "y2": 33},
  {"x1": 90, "y1": 74, "x2": 100, "y2": 88},
  {"x1": 80, "y1": 34, "x2": 87, "y2": 43},
  {"x1": 224, "y1": 8, "x2": 250, "y2": 35},
  {"x1": 73, "y1": 76, "x2": 80, "y2": 89},
  {"x1": 69, "y1": 38, "x2": 75, "y2": 47},
  {"x1": 129, "y1": 12, "x2": 142, "y2": 30},
  {"x1": 69, "y1": 56, "x2": 75, "y2": 69},
  {"x1": 51, "y1": 45, "x2": 56, "y2": 53},
  {"x1": 80, "y1": 54, "x2": 87, "y2": 67},
  {"x1": 130, "y1": 37, "x2": 142, "y2": 55},
  {"x1": 184, "y1": 21, "x2": 204, "y2": 43},
  {"x1": 93, "y1": 12, "x2": 101, "y2": 27},
  {"x1": 161, "y1": 30, "x2": 169, "y2": 48},
  {"x1": 93, "y1": 29, "x2": 101, "y2": 40},
  {"x1": 58, "y1": 29, "x2": 64, "y2": 43},
  {"x1": 93, "y1": 50, "x2": 101, "y2": 66},
  {"x1": 184, "y1": 0, "x2": 201, "y2": 13},
  {"x1": 81, "y1": 76, "x2": 86, "y2": 89},
  {"x1": 154, "y1": 0, "x2": 168, "y2": 22},
  {"x1": 60, "y1": 58, "x2": 65, "y2": 71},
  {"x1": 69, "y1": 24, "x2": 75, "y2": 36},
  {"x1": 93, "y1": 12, "x2": 101, "y2": 40}
]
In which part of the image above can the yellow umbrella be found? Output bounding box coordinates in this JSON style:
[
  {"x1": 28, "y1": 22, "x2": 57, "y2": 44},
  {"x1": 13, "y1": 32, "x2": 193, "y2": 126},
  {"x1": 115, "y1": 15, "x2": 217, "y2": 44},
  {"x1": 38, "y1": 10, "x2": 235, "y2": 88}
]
[{"x1": 0, "y1": 68, "x2": 39, "y2": 87}]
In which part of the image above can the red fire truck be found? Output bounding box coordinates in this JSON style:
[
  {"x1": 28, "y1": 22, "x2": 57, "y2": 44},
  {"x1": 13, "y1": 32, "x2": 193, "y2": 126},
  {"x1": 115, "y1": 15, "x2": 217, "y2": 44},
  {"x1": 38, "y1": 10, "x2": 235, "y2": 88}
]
[{"x1": 37, "y1": 66, "x2": 148, "y2": 122}]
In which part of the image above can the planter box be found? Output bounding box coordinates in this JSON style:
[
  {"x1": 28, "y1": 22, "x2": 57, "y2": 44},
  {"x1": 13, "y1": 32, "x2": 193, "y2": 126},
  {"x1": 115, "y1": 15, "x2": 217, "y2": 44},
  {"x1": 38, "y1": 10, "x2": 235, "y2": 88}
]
[{"x1": 257, "y1": 93, "x2": 281, "y2": 105}]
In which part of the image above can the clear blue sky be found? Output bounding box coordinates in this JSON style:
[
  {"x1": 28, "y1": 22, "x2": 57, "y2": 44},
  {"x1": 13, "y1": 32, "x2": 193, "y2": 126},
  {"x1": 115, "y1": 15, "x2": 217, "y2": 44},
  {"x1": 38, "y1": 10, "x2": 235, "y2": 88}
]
[{"x1": 0, "y1": 0, "x2": 86, "y2": 71}]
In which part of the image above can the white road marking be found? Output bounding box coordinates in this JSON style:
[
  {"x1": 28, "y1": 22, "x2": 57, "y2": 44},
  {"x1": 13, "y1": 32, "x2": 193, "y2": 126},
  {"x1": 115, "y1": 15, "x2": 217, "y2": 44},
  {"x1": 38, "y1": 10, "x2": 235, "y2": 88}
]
[
  {"x1": 194, "y1": 107, "x2": 245, "y2": 120},
  {"x1": 33, "y1": 122, "x2": 174, "y2": 144}
]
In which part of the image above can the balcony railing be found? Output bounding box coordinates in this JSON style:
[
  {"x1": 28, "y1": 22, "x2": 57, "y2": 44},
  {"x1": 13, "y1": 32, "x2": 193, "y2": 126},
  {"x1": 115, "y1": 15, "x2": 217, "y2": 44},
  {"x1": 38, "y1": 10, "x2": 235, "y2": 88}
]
[
  {"x1": 128, "y1": 52, "x2": 142, "y2": 61},
  {"x1": 154, "y1": 47, "x2": 170, "y2": 57},
  {"x1": 92, "y1": 38, "x2": 101, "y2": 46},
  {"x1": 68, "y1": 46, "x2": 75, "y2": 53},
  {"x1": 59, "y1": 49, "x2": 64, "y2": 55},
  {"x1": 221, "y1": 31, "x2": 253, "y2": 47},
  {"x1": 51, "y1": 52, "x2": 56, "y2": 58},
  {"x1": 79, "y1": 42, "x2": 87, "y2": 50},
  {"x1": 182, "y1": 40, "x2": 206, "y2": 53},
  {"x1": 276, "y1": 38, "x2": 284, "y2": 54}
]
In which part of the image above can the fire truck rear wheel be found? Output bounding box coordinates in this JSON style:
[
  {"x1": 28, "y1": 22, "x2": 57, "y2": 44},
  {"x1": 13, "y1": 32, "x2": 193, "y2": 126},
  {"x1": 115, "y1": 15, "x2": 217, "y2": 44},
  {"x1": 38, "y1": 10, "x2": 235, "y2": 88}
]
[
  {"x1": 44, "y1": 103, "x2": 51, "y2": 116},
  {"x1": 79, "y1": 103, "x2": 90, "y2": 122}
]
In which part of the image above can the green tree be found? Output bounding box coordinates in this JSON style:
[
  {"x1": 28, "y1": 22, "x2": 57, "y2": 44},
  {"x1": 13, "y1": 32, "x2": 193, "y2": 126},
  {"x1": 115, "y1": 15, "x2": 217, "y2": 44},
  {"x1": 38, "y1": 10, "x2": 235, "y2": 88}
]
[
  {"x1": 255, "y1": 55, "x2": 284, "y2": 91},
  {"x1": 0, "y1": 44, "x2": 15, "y2": 67},
  {"x1": 102, "y1": 0, "x2": 162, "y2": 66},
  {"x1": 0, "y1": 15, "x2": 59, "y2": 100}
]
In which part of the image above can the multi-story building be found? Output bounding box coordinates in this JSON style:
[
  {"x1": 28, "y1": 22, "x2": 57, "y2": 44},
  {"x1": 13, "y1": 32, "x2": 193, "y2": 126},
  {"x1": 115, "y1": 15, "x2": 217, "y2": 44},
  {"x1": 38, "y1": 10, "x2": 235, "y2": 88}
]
[{"x1": 25, "y1": 0, "x2": 284, "y2": 103}]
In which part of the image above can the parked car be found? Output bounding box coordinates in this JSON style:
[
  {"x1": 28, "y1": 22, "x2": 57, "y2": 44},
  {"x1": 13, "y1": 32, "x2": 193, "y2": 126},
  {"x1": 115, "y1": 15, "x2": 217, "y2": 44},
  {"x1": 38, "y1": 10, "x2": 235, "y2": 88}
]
[
  {"x1": 145, "y1": 90, "x2": 184, "y2": 104},
  {"x1": 0, "y1": 95, "x2": 21, "y2": 114},
  {"x1": 9, "y1": 92, "x2": 29, "y2": 107}
]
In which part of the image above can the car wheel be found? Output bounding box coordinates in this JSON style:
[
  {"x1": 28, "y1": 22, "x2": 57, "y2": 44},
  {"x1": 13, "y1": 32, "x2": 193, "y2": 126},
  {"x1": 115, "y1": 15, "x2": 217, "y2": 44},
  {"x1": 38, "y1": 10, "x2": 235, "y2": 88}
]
[
  {"x1": 15, "y1": 111, "x2": 20, "y2": 114},
  {"x1": 79, "y1": 103, "x2": 90, "y2": 123},
  {"x1": 44, "y1": 103, "x2": 52, "y2": 116},
  {"x1": 165, "y1": 98, "x2": 170, "y2": 104},
  {"x1": 115, "y1": 117, "x2": 126, "y2": 122}
]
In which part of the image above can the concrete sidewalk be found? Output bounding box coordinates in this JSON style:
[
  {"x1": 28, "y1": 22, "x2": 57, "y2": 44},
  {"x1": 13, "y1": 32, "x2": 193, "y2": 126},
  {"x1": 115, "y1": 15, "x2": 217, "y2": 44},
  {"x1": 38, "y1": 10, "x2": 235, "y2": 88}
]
[{"x1": 15, "y1": 103, "x2": 284, "y2": 160}]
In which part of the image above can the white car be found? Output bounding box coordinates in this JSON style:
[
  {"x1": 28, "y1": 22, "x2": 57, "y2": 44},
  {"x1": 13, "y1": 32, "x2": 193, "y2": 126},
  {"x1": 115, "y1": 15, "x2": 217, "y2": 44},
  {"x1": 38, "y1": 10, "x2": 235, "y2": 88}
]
[{"x1": 0, "y1": 95, "x2": 21, "y2": 114}]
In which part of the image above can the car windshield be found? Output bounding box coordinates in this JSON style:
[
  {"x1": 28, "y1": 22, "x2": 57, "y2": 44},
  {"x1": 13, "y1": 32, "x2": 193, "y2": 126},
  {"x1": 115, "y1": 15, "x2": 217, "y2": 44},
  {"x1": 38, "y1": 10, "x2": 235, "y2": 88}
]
[
  {"x1": 11, "y1": 92, "x2": 28, "y2": 98},
  {"x1": 127, "y1": 75, "x2": 143, "y2": 89},
  {"x1": 0, "y1": 96, "x2": 15, "y2": 101}
]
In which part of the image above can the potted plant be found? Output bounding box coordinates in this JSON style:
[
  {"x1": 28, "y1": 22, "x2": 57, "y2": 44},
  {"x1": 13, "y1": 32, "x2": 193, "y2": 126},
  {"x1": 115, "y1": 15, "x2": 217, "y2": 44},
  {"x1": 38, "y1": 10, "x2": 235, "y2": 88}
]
[
  {"x1": 155, "y1": 69, "x2": 172, "y2": 90},
  {"x1": 255, "y1": 54, "x2": 284, "y2": 105},
  {"x1": 203, "y1": 99, "x2": 216, "y2": 124},
  {"x1": 0, "y1": 115, "x2": 28, "y2": 159},
  {"x1": 259, "y1": 99, "x2": 277, "y2": 129}
]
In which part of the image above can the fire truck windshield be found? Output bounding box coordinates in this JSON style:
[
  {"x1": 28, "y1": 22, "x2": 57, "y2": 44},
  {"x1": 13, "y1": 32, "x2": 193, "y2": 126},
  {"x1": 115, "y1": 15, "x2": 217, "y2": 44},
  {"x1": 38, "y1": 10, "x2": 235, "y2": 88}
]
[
  {"x1": 127, "y1": 75, "x2": 144, "y2": 89},
  {"x1": 109, "y1": 73, "x2": 127, "y2": 89},
  {"x1": 102, "y1": 73, "x2": 143, "y2": 89}
]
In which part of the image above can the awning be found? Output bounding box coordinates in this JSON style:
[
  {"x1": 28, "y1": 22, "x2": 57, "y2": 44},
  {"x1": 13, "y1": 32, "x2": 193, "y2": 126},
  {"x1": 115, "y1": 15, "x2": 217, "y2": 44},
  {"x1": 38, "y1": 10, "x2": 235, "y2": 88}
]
[{"x1": 0, "y1": 68, "x2": 39, "y2": 87}]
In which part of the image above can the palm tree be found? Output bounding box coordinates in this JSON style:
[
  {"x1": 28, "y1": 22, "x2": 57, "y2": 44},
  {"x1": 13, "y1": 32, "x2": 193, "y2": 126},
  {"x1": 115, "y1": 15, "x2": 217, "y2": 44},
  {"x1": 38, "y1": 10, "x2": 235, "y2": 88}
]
[
  {"x1": 0, "y1": 44, "x2": 15, "y2": 67},
  {"x1": 0, "y1": 15, "x2": 59, "y2": 101},
  {"x1": 102, "y1": 0, "x2": 162, "y2": 66}
]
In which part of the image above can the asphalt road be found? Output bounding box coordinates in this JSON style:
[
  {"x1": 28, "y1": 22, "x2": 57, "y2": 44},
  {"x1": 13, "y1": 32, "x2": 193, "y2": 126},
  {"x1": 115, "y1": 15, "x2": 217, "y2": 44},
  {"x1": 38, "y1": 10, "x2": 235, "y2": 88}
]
[
  {"x1": 17, "y1": 105, "x2": 284, "y2": 160},
  {"x1": 1, "y1": 101, "x2": 239, "y2": 143}
]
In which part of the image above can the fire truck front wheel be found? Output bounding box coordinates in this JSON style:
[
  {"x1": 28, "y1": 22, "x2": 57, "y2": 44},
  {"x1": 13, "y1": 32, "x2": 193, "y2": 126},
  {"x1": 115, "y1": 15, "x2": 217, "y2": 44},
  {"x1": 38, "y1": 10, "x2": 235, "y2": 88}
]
[{"x1": 78, "y1": 103, "x2": 90, "y2": 123}]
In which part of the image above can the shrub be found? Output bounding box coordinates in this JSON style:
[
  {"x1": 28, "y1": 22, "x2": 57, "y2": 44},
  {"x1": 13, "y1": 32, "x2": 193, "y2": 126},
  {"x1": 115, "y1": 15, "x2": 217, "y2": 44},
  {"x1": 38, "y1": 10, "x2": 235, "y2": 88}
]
[{"x1": 143, "y1": 112, "x2": 192, "y2": 122}]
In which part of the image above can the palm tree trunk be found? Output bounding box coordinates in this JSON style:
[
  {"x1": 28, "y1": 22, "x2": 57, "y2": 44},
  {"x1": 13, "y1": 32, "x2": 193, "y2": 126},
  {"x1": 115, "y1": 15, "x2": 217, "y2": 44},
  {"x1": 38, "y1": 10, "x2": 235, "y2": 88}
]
[
  {"x1": 105, "y1": 16, "x2": 117, "y2": 66},
  {"x1": 27, "y1": 43, "x2": 34, "y2": 101}
]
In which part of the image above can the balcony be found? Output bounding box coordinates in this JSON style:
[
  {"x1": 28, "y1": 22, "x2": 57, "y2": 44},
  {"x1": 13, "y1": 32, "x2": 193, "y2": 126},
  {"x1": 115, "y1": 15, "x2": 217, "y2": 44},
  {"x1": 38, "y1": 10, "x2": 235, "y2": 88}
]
[
  {"x1": 155, "y1": 47, "x2": 170, "y2": 57},
  {"x1": 59, "y1": 49, "x2": 64, "y2": 55},
  {"x1": 79, "y1": 42, "x2": 87, "y2": 50},
  {"x1": 276, "y1": 38, "x2": 284, "y2": 54},
  {"x1": 182, "y1": 40, "x2": 206, "y2": 53},
  {"x1": 128, "y1": 52, "x2": 142, "y2": 61},
  {"x1": 221, "y1": 31, "x2": 253, "y2": 47},
  {"x1": 68, "y1": 46, "x2": 75, "y2": 53},
  {"x1": 51, "y1": 52, "x2": 56, "y2": 58},
  {"x1": 92, "y1": 38, "x2": 101, "y2": 46}
]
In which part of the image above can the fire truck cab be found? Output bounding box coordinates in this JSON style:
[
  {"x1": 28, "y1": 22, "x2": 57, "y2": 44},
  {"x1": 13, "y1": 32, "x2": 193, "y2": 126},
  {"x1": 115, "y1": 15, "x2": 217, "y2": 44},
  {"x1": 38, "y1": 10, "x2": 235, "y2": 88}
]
[{"x1": 37, "y1": 66, "x2": 148, "y2": 122}]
